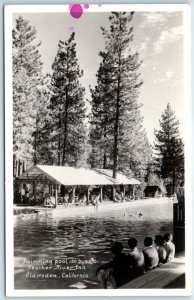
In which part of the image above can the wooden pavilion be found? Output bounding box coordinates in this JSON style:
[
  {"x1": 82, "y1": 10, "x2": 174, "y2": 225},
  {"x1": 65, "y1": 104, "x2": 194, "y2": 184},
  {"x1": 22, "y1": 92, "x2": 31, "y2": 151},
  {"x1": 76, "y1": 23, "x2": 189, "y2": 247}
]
[{"x1": 16, "y1": 165, "x2": 140, "y2": 207}]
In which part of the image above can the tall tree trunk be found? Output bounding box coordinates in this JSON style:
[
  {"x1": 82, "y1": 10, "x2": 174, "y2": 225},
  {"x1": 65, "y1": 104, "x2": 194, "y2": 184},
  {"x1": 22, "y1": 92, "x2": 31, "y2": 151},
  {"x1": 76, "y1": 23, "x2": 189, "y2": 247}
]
[
  {"x1": 58, "y1": 137, "x2": 61, "y2": 165},
  {"x1": 62, "y1": 87, "x2": 68, "y2": 166},
  {"x1": 113, "y1": 16, "x2": 122, "y2": 179},
  {"x1": 103, "y1": 151, "x2": 107, "y2": 169},
  {"x1": 34, "y1": 118, "x2": 38, "y2": 165},
  {"x1": 113, "y1": 78, "x2": 120, "y2": 179},
  {"x1": 113, "y1": 62, "x2": 121, "y2": 178},
  {"x1": 173, "y1": 167, "x2": 176, "y2": 194},
  {"x1": 103, "y1": 118, "x2": 107, "y2": 169}
]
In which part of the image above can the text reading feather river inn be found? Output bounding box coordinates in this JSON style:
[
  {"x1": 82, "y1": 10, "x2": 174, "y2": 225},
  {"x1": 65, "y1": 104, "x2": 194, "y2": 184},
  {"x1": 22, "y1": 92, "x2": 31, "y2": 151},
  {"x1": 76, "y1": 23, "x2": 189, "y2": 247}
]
[{"x1": 24, "y1": 257, "x2": 97, "y2": 279}]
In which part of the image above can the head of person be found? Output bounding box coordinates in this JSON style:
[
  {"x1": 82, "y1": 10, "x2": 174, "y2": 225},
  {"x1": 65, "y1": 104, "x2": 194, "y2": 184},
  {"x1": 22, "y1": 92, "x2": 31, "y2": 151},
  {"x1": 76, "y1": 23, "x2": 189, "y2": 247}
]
[
  {"x1": 128, "y1": 238, "x2": 138, "y2": 250},
  {"x1": 163, "y1": 233, "x2": 173, "y2": 243},
  {"x1": 144, "y1": 237, "x2": 153, "y2": 247},
  {"x1": 110, "y1": 242, "x2": 123, "y2": 257},
  {"x1": 154, "y1": 235, "x2": 164, "y2": 246}
]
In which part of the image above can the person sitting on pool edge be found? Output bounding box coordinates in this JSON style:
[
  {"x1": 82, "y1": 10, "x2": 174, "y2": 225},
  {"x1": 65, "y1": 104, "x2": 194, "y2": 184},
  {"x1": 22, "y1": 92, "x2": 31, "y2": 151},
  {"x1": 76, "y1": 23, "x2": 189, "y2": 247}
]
[
  {"x1": 127, "y1": 238, "x2": 145, "y2": 279},
  {"x1": 96, "y1": 241, "x2": 131, "y2": 288},
  {"x1": 154, "y1": 235, "x2": 168, "y2": 264},
  {"x1": 163, "y1": 233, "x2": 175, "y2": 262},
  {"x1": 142, "y1": 237, "x2": 159, "y2": 271}
]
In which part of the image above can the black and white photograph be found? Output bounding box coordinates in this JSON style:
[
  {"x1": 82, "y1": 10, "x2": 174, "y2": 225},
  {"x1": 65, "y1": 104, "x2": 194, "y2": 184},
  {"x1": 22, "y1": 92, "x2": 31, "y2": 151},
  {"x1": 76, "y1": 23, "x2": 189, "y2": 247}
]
[{"x1": 5, "y1": 4, "x2": 191, "y2": 297}]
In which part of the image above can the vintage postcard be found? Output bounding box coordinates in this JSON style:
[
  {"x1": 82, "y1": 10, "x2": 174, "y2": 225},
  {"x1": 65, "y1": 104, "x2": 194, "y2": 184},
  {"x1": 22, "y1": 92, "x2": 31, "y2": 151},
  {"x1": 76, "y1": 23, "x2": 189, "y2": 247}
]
[{"x1": 5, "y1": 4, "x2": 191, "y2": 297}]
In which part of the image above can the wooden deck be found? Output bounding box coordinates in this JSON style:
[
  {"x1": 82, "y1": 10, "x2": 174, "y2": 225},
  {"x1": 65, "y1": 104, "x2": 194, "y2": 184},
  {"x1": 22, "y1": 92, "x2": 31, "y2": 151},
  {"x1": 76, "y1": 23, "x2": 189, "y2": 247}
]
[{"x1": 119, "y1": 253, "x2": 185, "y2": 289}]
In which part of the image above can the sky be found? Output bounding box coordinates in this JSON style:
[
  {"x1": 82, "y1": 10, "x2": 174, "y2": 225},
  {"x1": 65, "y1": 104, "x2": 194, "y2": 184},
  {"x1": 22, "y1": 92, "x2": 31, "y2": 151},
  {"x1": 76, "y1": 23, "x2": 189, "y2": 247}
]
[{"x1": 13, "y1": 10, "x2": 184, "y2": 144}]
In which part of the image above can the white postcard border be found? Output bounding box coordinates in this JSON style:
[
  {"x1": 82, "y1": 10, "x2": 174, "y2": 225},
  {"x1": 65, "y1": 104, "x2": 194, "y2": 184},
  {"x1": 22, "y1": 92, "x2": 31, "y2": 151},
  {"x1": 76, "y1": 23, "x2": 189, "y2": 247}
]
[{"x1": 5, "y1": 4, "x2": 192, "y2": 297}]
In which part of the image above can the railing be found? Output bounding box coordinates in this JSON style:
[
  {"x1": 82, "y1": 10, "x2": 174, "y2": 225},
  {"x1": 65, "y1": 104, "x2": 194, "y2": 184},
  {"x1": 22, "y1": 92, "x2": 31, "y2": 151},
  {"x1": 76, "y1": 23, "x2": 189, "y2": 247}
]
[
  {"x1": 173, "y1": 203, "x2": 185, "y2": 226},
  {"x1": 173, "y1": 202, "x2": 185, "y2": 252}
]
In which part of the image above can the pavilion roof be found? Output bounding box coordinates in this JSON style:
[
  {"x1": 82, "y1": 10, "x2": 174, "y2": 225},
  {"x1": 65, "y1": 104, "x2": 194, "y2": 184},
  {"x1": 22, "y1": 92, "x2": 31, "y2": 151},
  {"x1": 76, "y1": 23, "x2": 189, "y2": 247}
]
[
  {"x1": 17, "y1": 165, "x2": 140, "y2": 186},
  {"x1": 95, "y1": 169, "x2": 140, "y2": 185}
]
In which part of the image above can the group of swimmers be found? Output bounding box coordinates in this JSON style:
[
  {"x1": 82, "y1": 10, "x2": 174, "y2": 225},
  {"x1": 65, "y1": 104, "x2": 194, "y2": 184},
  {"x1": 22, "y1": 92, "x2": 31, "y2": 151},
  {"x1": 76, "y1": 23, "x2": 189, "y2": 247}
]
[{"x1": 96, "y1": 233, "x2": 175, "y2": 289}]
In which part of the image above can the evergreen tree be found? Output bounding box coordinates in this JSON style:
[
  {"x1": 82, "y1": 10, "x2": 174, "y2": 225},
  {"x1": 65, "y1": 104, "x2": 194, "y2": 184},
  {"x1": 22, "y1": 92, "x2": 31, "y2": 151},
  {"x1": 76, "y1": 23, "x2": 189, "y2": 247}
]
[
  {"x1": 32, "y1": 74, "x2": 52, "y2": 164},
  {"x1": 89, "y1": 51, "x2": 115, "y2": 169},
  {"x1": 13, "y1": 16, "x2": 44, "y2": 168},
  {"x1": 154, "y1": 103, "x2": 184, "y2": 192},
  {"x1": 49, "y1": 32, "x2": 87, "y2": 166},
  {"x1": 100, "y1": 12, "x2": 144, "y2": 178},
  {"x1": 89, "y1": 12, "x2": 152, "y2": 188}
]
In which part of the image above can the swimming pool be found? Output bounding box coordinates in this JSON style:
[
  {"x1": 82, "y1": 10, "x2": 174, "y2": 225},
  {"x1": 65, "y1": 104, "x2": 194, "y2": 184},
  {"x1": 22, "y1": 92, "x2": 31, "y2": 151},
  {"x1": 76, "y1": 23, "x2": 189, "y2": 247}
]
[{"x1": 14, "y1": 198, "x2": 173, "y2": 289}]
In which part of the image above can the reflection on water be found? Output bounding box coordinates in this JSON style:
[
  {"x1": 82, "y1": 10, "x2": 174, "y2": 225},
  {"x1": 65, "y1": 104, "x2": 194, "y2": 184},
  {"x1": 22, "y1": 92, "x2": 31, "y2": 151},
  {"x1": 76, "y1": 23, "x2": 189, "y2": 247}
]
[{"x1": 14, "y1": 199, "x2": 173, "y2": 289}]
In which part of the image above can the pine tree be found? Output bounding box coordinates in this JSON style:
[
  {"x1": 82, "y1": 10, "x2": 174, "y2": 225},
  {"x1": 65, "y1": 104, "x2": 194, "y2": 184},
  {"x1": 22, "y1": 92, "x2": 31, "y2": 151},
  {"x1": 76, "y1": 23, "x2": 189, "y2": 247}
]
[
  {"x1": 89, "y1": 51, "x2": 115, "y2": 169},
  {"x1": 154, "y1": 103, "x2": 184, "y2": 192},
  {"x1": 89, "y1": 12, "x2": 152, "y2": 187},
  {"x1": 49, "y1": 32, "x2": 87, "y2": 166},
  {"x1": 32, "y1": 74, "x2": 52, "y2": 164},
  {"x1": 13, "y1": 16, "x2": 44, "y2": 168},
  {"x1": 100, "y1": 12, "x2": 144, "y2": 178}
]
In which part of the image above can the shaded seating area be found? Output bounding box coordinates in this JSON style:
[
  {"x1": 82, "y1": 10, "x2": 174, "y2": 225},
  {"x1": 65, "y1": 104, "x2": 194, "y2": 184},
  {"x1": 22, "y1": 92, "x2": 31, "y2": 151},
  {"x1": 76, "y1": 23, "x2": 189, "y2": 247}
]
[{"x1": 15, "y1": 165, "x2": 140, "y2": 208}]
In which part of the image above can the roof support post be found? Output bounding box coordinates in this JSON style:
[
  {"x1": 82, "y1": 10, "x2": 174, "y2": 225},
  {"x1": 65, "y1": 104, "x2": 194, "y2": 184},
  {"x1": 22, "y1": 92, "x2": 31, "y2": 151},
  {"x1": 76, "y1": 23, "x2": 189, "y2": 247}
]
[
  {"x1": 132, "y1": 185, "x2": 135, "y2": 199},
  {"x1": 123, "y1": 185, "x2": 126, "y2": 198},
  {"x1": 19, "y1": 160, "x2": 23, "y2": 177},
  {"x1": 33, "y1": 183, "x2": 36, "y2": 204},
  {"x1": 72, "y1": 186, "x2": 76, "y2": 205},
  {"x1": 87, "y1": 187, "x2": 90, "y2": 205},
  {"x1": 15, "y1": 159, "x2": 19, "y2": 178},
  {"x1": 55, "y1": 184, "x2": 58, "y2": 208},
  {"x1": 100, "y1": 187, "x2": 103, "y2": 202},
  {"x1": 112, "y1": 186, "x2": 116, "y2": 202}
]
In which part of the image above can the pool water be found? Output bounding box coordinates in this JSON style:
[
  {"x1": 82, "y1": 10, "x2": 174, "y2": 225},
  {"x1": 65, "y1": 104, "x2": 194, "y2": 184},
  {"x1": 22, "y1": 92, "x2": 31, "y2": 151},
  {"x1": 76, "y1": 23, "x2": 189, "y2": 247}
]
[{"x1": 14, "y1": 198, "x2": 173, "y2": 289}]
